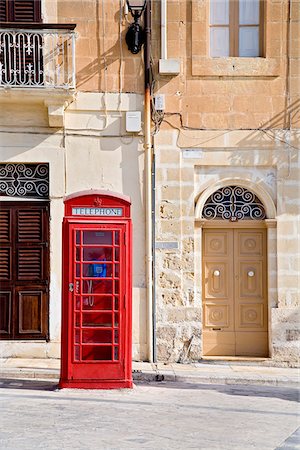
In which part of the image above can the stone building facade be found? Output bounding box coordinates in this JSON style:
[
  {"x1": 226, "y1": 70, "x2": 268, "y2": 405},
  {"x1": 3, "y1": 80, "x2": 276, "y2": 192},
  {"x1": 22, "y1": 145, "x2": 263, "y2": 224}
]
[
  {"x1": 152, "y1": 0, "x2": 300, "y2": 366},
  {"x1": 0, "y1": 0, "x2": 299, "y2": 367}
]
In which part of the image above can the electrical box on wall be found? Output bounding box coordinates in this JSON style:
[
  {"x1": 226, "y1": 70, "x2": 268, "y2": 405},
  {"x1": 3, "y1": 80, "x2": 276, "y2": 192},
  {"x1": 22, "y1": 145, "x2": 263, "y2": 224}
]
[
  {"x1": 126, "y1": 111, "x2": 141, "y2": 132},
  {"x1": 154, "y1": 94, "x2": 165, "y2": 111},
  {"x1": 159, "y1": 58, "x2": 180, "y2": 75}
]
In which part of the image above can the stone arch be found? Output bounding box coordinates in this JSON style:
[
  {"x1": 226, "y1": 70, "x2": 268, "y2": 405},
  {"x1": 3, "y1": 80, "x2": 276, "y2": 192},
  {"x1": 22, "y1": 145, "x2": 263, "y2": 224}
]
[{"x1": 195, "y1": 178, "x2": 276, "y2": 220}]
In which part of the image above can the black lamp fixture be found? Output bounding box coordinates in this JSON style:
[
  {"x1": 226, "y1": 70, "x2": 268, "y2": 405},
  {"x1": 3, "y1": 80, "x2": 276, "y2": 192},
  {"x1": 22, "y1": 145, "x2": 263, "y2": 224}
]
[{"x1": 125, "y1": 0, "x2": 147, "y2": 54}]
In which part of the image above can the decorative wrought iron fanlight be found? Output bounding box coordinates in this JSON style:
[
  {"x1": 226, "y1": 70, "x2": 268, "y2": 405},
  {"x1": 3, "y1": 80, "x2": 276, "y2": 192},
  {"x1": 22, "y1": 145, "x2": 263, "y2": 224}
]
[{"x1": 202, "y1": 186, "x2": 266, "y2": 221}]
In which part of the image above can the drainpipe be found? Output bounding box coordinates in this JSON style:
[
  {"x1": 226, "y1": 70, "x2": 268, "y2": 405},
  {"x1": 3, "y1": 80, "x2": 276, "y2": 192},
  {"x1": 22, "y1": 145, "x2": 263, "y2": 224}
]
[
  {"x1": 144, "y1": 0, "x2": 153, "y2": 362},
  {"x1": 161, "y1": 0, "x2": 167, "y2": 60}
]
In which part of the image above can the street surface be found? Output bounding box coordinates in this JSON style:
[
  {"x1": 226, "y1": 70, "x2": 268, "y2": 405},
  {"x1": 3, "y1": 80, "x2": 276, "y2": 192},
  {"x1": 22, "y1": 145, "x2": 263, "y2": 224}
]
[{"x1": 0, "y1": 379, "x2": 299, "y2": 449}]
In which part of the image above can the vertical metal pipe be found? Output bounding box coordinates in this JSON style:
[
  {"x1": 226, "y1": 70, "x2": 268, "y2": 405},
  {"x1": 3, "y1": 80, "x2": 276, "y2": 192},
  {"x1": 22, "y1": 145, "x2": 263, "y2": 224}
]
[
  {"x1": 144, "y1": 0, "x2": 153, "y2": 362},
  {"x1": 152, "y1": 155, "x2": 157, "y2": 362},
  {"x1": 161, "y1": 0, "x2": 167, "y2": 60},
  {"x1": 71, "y1": 32, "x2": 76, "y2": 88}
]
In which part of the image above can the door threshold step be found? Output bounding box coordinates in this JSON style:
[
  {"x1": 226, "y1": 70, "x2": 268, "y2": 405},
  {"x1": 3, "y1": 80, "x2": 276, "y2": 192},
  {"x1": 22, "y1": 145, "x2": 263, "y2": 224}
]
[{"x1": 199, "y1": 357, "x2": 275, "y2": 366}]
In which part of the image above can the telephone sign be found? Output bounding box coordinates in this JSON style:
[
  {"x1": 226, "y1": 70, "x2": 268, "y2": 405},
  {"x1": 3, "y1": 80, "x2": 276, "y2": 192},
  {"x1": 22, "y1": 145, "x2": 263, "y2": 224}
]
[{"x1": 72, "y1": 207, "x2": 123, "y2": 216}]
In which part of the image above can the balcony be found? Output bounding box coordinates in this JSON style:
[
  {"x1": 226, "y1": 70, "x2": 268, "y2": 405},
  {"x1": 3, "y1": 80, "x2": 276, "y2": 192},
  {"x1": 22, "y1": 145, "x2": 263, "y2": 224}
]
[{"x1": 0, "y1": 23, "x2": 76, "y2": 89}]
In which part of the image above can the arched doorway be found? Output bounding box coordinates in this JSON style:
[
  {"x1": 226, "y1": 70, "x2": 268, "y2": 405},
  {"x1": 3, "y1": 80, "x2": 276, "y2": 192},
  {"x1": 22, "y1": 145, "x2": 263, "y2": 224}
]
[{"x1": 200, "y1": 186, "x2": 269, "y2": 357}]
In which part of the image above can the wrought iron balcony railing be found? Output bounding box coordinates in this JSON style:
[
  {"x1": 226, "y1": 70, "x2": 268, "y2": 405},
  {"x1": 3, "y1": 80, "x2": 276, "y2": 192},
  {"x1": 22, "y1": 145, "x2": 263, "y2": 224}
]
[{"x1": 0, "y1": 23, "x2": 76, "y2": 89}]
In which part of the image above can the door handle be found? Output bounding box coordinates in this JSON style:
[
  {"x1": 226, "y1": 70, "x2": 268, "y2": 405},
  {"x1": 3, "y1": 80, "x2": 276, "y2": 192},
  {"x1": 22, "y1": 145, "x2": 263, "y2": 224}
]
[
  {"x1": 248, "y1": 271, "x2": 255, "y2": 277},
  {"x1": 213, "y1": 270, "x2": 220, "y2": 277},
  {"x1": 69, "y1": 283, "x2": 74, "y2": 292}
]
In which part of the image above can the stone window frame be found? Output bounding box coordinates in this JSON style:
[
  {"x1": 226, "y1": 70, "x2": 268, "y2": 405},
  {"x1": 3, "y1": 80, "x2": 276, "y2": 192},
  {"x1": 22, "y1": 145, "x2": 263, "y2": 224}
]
[
  {"x1": 192, "y1": 0, "x2": 281, "y2": 77},
  {"x1": 209, "y1": 0, "x2": 265, "y2": 57}
]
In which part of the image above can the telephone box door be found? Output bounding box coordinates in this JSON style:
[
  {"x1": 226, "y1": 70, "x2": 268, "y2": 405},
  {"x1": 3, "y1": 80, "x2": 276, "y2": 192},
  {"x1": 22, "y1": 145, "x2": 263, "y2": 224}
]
[{"x1": 61, "y1": 221, "x2": 131, "y2": 388}]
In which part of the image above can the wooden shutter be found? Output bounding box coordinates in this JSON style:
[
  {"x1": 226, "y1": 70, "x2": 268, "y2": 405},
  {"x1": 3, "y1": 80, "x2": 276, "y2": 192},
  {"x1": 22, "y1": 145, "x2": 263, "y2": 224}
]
[
  {"x1": 0, "y1": 209, "x2": 11, "y2": 243},
  {"x1": 0, "y1": 210, "x2": 11, "y2": 283},
  {"x1": 0, "y1": 0, "x2": 41, "y2": 22},
  {"x1": 0, "y1": 0, "x2": 7, "y2": 22},
  {"x1": 0, "y1": 202, "x2": 49, "y2": 340}
]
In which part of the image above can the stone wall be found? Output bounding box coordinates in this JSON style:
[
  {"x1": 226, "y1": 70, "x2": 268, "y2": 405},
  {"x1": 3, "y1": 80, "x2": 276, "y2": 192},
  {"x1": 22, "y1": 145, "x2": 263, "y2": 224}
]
[
  {"x1": 0, "y1": 93, "x2": 147, "y2": 361},
  {"x1": 154, "y1": 129, "x2": 300, "y2": 366}
]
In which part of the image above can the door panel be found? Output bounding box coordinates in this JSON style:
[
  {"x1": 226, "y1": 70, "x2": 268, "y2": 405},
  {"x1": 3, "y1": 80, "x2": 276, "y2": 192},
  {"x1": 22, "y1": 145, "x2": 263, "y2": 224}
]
[
  {"x1": 204, "y1": 304, "x2": 230, "y2": 328},
  {"x1": 202, "y1": 229, "x2": 234, "y2": 355},
  {"x1": 238, "y1": 261, "x2": 264, "y2": 298},
  {"x1": 204, "y1": 231, "x2": 231, "y2": 257},
  {"x1": 205, "y1": 262, "x2": 230, "y2": 299},
  {"x1": 235, "y1": 332, "x2": 269, "y2": 356},
  {"x1": 203, "y1": 227, "x2": 268, "y2": 357},
  {"x1": 234, "y1": 229, "x2": 267, "y2": 354},
  {"x1": 0, "y1": 291, "x2": 11, "y2": 334},
  {"x1": 17, "y1": 289, "x2": 45, "y2": 335}
]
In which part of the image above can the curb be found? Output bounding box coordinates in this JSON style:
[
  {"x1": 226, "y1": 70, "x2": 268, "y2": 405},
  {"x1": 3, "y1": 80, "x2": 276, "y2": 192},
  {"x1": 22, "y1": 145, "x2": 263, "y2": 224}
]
[
  {"x1": 0, "y1": 369, "x2": 299, "y2": 388},
  {"x1": 133, "y1": 372, "x2": 300, "y2": 388}
]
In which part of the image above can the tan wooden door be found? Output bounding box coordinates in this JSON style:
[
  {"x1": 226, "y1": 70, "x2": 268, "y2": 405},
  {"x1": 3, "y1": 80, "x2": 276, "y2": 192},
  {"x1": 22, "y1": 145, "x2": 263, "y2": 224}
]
[{"x1": 202, "y1": 228, "x2": 268, "y2": 357}]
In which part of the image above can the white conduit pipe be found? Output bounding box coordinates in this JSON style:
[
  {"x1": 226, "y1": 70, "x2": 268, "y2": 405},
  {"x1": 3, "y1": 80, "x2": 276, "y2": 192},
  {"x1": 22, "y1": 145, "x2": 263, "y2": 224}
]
[{"x1": 161, "y1": 0, "x2": 167, "y2": 60}]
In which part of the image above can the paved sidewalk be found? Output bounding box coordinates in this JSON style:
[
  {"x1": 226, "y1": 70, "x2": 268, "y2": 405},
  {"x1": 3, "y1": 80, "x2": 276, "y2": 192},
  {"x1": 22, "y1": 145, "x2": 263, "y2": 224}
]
[{"x1": 0, "y1": 358, "x2": 299, "y2": 388}]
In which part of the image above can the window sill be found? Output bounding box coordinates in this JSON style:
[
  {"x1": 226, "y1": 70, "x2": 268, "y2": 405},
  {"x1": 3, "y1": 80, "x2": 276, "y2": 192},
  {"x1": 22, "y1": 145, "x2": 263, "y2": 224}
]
[{"x1": 192, "y1": 57, "x2": 281, "y2": 78}]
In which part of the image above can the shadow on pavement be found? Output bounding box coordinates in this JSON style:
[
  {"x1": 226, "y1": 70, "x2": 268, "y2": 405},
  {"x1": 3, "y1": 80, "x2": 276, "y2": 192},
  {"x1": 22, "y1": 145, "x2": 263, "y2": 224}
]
[
  {"x1": 134, "y1": 381, "x2": 300, "y2": 403},
  {"x1": 0, "y1": 377, "x2": 299, "y2": 405},
  {"x1": 0, "y1": 378, "x2": 58, "y2": 391}
]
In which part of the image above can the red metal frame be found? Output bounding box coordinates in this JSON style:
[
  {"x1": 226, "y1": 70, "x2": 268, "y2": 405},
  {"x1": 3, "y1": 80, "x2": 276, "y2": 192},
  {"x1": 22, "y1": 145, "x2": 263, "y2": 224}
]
[{"x1": 59, "y1": 192, "x2": 132, "y2": 389}]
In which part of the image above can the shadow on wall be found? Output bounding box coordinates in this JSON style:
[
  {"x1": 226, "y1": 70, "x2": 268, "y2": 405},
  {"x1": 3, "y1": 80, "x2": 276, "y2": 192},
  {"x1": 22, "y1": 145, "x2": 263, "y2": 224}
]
[
  {"x1": 235, "y1": 98, "x2": 300, "y2": 148},
  {"x1": 76, "y1": 4, "x2": 144, "y2": 91}
]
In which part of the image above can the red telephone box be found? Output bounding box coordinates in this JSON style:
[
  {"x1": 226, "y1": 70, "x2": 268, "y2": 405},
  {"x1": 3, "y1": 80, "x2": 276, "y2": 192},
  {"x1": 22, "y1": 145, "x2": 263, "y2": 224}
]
[{"x1": 59, "y1": 191, "x2": 132, "y2": 389}]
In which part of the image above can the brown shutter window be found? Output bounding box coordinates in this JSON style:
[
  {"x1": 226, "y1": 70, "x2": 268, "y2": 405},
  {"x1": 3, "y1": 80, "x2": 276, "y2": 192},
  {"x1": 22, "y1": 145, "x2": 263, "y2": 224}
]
[
  {"x1": 0, "y1": 201, "x2": 49, "y2": 340},
  {"x1": 0, "y1": 0, "x2": 41, "y2": 23}
]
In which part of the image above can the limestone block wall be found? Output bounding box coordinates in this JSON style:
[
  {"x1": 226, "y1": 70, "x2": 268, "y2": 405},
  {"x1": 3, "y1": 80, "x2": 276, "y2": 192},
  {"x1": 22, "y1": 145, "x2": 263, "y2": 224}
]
[
  {"x1": 151, "y1": 0, "x2": 299, "y2": 130},
  {"x1": 56, "y1": 0, "x2": 144, "y2": 93},
  {"x1": 154, "y1": 129, "x2": 300, "y2": 366}
]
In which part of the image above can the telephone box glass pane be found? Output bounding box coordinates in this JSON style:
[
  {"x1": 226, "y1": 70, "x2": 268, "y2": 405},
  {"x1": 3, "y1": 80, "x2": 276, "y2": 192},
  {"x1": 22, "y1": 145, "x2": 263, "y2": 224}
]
[
  {"x1": 114, "y1": 297, "x2": 119, "y2": 310},
  {"x1": 74, "y1": 346, "x2": 80, "y2": 361},
  {"x1": 83, "y1": 248, "x2": 108, "y2": 263},
  {"x1": 82, "y1": 312, "x2": 112, "y2": 327},
  {"x1": 82, "y1": 346, "x2": 112, "y2": 361},
  {"x1": 114, "y1": 329, "x2": 119, "y2": 344},
  {"x1": 82, "y1": 280, "x2": 113, "y2": 294},
  {"x1": 75, "y1": 296, "x2": 81, "y2": 311},
  {"x1": 83, "y1": 231, "x2": 112, "y2": 245},
  {"x1": 115, "y1": 231, "x2": 120, "y2": 245},
  {"x1": 114, "y1": 247, "x2": 120, "y2": 261},
  {"x1": 82, "y1": 329, "x2": 112, "y2": 344},
  {"x1": 114, "y1": 347, "x2": 119, "y2": 360},
  {"x1": 75, "y1": 313, "x2": 80, "y2": 326},
  {"x1": 75, "y1": 329, "x2": 80, "y2": 344},
  {"x1": 82, "y1": 295, "x2": 112, "y2": 310},
  {"x1": 76, "y1": 231, "x2": 80, "y2": 244}
]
